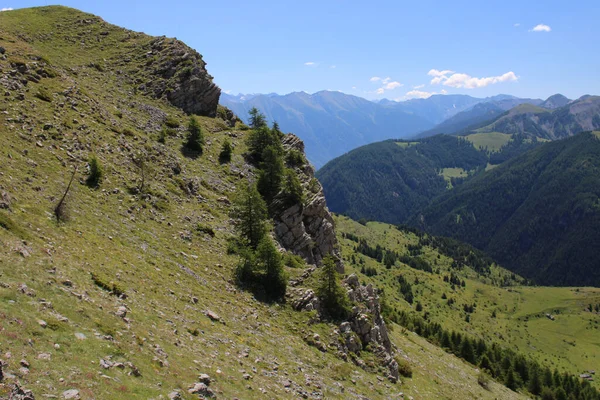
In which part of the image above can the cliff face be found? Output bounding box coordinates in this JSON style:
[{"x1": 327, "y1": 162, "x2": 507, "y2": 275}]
[
  {"x1": 143, "y1": 37, "x2": 221, "y2": 117},
  {"x1": 274, "y1": 134, "x2": 342, "y2": 269}
]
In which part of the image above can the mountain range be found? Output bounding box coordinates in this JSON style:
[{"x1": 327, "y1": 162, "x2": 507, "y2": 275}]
[{"x1": 221, "y1": 91, "x2": 545, "y2": 168}]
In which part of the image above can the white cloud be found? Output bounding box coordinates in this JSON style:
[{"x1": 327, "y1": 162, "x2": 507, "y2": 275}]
[
  {"x1": 514, "y1": 23, "x2": 520, "y2": 27},
  {"x1": 1, "y1": 7, "x2": 13, "y2": 11},
  {"x1": 384, "y1": 81, "x2": 403, "y2": 90},
  {"x1": 352, "y1": 86, "x2": 357, "y2": 89},
  {"x1": 304, "y1": 61, "x2": 316, "y2": 66},
  {"x1": 404, "y1": 89, "x2": 447, "y2": 99},
  {"x1": 530, "y1": 24, "x2": 551, "y2": 32},
  {"x1": 330, "y1": 65, "x2": 336, "y2": 69},
  {"x1": 371, "y1": 76, "x2": 403, "y2": 94},
  {"x1": 428, "y1": 69, "x2": 455, "y2": 77},
  {"x1": 413, "y1": 84, "x2": 425, "y2": 89},
  {"x1": 429, "y1": 69, "x2": 518, "y2": 88},
  {"x1": 224, "y1": 90, "x2": 231, "y2": 94}
]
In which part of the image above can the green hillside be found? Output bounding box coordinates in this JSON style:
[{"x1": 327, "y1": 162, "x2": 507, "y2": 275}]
[
  {"x1": 335, "y1": 216, "x2": 600, "y2": 395},
  {"x1": 414, "y1": 131, "x2": 600, "y2": 287},
  {"x1": 317, "y1": 134, "x2": 539, "y2": 225},
  {"x1": 0, "y1": 6, "x2": 538, "y2": 400}
]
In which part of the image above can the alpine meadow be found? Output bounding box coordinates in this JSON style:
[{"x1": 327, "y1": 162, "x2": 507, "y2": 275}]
[{"x1": 1, "y1": 2, "x2": 600, "y2": 400}]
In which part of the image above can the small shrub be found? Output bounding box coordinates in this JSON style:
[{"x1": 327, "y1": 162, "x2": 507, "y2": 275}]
[
  {"x1": 286, "y1": 149, "x2": 305, "y2": 167},
  {"x1": 284, "y1": 253, "x2": 305, "y2": 269},
  {"x1": 34, "y1": 87, "x2": 52, "y2": 102},
  {"x1": 164, "y1": 116, "x2": 180, "y2": 128},
  {"x1": 196, "y1": 223, "x2": 215, "y2": 237},
  {"x1": 157, "y1": 129, "x2": 167, "y2": 144},
  {"x1": 114, "y1": 110, "x2": 123, "y2": 119},
  {"x1": 238, "y1": 123, "x2": 250, "y2": 131},
  {"x1": 219, "y1": 138, "x2": 233, "y2": 164},
  {"x1": 396, "y1": 357, "x2": 413, "y2": 378},
  {"x1": 184, "y1": 116, "x2": 204, "y2": 153},
  {"x1": 91, "y1": 272, "x2": 125, "y2": 297},
  {"x1": 477, "y1": 370, "x2": 491, "y2": 390},
  {"x1": 122, "y1": 128, "x2": 135, "y2": 137},
  {"x1": 86, "y1": 156, "x2": 103, "y2": 188}
]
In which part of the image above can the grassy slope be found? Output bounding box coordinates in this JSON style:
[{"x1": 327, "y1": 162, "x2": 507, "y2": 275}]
[
  {"x1": 335, "y1": 216, "x2": 600, "y2": 387},
  {"x1": 464, "y1": 132, "x2": 512, "y2": 152},
  {"x1": 0, "y1": 6, "x2": 526, "y2": 399}
]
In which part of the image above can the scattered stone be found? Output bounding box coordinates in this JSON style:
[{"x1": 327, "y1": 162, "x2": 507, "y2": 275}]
[
  {"x1": 62, "y1": 389, "x2": 80, "y2": 399},
  {"x1": 10, "y1": 383, "x2": 35, "y2": 400},
  {"x1": 37, "y1": 353, "x2": 51, "y2": 360},
  {"x1": 198, "y1": 373, "x2": 211, "y2": 384},
  {"x1": 38, "y1": 320, "x2": 47, "y2": 328},
  {"x1": 188, "y1": 382, "x2": 214, "y2": 397},
  {"x1": 116, "y1": 306, "x2": 127, "y2": 318},
  {"x1": 74, "y1": 332, "x2": 86, "y2": 340},
  {"x1": 168, "y1": 391, "x2": 181, "y2": 400},
  {"x1": 20, "y1": 359, "x2": 30, "y2": 368},
  {"x1": 205, "y1": 310, "x2": 221, "y2": 323}
]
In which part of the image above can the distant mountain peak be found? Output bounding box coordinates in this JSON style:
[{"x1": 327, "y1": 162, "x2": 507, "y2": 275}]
[{"x1": 540, "y1": 93, "x2": 571, "y2": 109}]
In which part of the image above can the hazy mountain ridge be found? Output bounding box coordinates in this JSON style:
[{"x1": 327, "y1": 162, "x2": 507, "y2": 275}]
[
  {"x1": 221, "y1": 91, "x2": 542, "y2": 168},
  {"x1": 221, "y1": 91, "x2": 434, "y2": 168}
]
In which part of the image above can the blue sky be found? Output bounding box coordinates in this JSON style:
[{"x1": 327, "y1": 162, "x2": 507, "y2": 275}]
[{"x1": 4, "y1": 1, "x2": 600, "y2": 100}]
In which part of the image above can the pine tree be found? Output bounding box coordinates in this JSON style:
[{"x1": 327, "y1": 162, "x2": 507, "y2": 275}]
[
  {"x1": 219, "y1": 138, "x2": 233, "y2": 163},
  {"x1": 247, "y1": 126, "x2": 281, "y2": 162},
  {"x1": 86, "y1": 156, "x2": 103, "y2": 188},
  {"x1": 460, "y1": 337, "x2": 476, "y2": 364},
  {"x1": 256, "y1": 237, "x2": 287, "y2": 300},
  {"x1": 231, "y1": 182, "x2": 268, "y2": 249},
  {"x1": 317, "y1": 256, "x2": 350, "y2": 320},
  {"x1": 257, "y1": 145, "x2": 284, "y2": 203},
  {"x1": 184, "y1": 116, "x2": 204, "y2": 153},
  {"x1": 249, "y1": 107, "x2": 267, "y2": 129},
  {"x1": 528, "y1": 365, "x2": 542, "y2": 396},
  {"x1": 505, "y1": 367, "x2": 518, "y2": 391},
  {"x1": 280, "y1": 168, "x2": 304, "y2": 207},
  {"x1": 479, "y1": 354, "x2": 493, "y2": 373},
  {"x1": 554, "y1": 387, "x2": 567, "y2": 400}
]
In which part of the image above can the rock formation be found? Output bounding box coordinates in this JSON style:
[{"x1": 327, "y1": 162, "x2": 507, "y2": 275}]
[
  {"x1": 143, "y1": 37, "x2": 221, "y2": 117},
  {"x1": 274, "y1": 134, "x2": 342, "y2": 269},
  {"x1": 288, "y1": 273, "x2": 399, "y2": 383}
]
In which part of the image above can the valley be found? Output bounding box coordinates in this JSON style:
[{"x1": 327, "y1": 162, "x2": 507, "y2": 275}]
[{"x1": 1, "y1": 4, "x2": 600, "y2": 400}]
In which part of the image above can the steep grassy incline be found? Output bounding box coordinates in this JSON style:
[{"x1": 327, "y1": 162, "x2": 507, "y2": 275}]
[
  {"x1": 414, "y1": 132, "x2": 600, "y2": 286},
  {"x1": 0, "y1": 6, "x2": 528, "y2": 400},
  {"x1": 335, "y1": 216, "x2": 600, "y2": 391}
]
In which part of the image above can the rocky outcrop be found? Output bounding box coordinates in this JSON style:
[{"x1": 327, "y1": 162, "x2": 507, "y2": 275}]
[
  {"x1": 142, "y1": 37, "x2": 220, "y2": 117},
  {"x1": 342, "y1": 274, "x2": 398, "y2": 382},
  {"x1": 288, "y1": 273, "x2": 399, "y2": 383},
  {"x1": 274, "y1": 134, "x2": 342, "y2": 269}
]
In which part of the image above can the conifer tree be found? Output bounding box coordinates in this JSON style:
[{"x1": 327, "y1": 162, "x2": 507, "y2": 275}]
[
  {"x1": 528, "y1": 365, "x2": 542, "y2": 396},
  {"x1": 505, "y1": 368, "x2": 518, "y2": 391},
  {"x1": 317, "y1": 256, "x2": 349, "y2": 320},
  {"x1": 219, "y1": 138, "x2": 233, "y2": 163},
  {"x1": 249, "y1": 107, "x2": 267, "y2": 129},
  {"x1": 257, "y1": 145, "x2": 284, "y2": 203},
  {"x1": 185, "y1": 116, "x2": 204, "y2": 153},
  {"x1": 256, "y1": 236, "x2": 287, "y2": 300},
  {"x1": 280, "y1": 168, "x2": 304, "y2": 207},
  {"x1": 231, "y1": 182, "x2": 268, "y2": 250}
]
